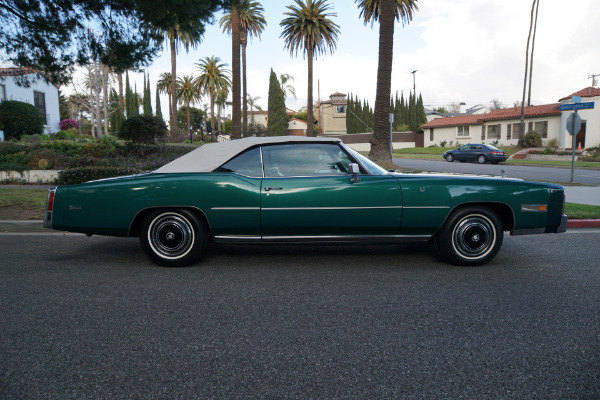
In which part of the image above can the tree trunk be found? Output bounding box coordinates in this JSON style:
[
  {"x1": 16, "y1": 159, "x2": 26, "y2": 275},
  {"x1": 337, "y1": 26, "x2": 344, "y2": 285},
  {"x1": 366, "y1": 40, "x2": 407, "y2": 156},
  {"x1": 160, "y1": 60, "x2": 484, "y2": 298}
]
[
  {"x1": 102, "y1": 66, "x2": 109, "y2": 137},
  {"x1": 520, "y1": 0, "x2": 537, "y2": 138},
  {"x1": 306, "y1": 46, "x2": 314, "y2": 137},
  {"x1": 241, "y1": 32, "x2": 248, "y2": 134},
  {"x1": 231, "y1": 5, "x2": 241, "y2": 139},
  {"x1": 117, "y1": 72, "x2": 124, "y2": 113},
  {"x1": 527, "y1": 0, "x2": 539, "y2": 107},
  {"x1": 186, "y1": 101, "x2": 191, "y2": 135},
  {"x1": 210, "y1": 92, "x2": 215, "y2": 141},
  {"x1": 170, "y1": 36, "x2": 178, "y2": 136},
  {"x1": 369, "y1": 0, "x2": 395, "y2": 163}
]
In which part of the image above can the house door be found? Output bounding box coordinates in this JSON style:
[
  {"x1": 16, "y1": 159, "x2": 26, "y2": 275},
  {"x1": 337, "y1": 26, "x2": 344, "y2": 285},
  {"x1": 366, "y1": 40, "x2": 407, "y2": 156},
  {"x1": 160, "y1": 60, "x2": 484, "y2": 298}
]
[{"x1": 575, "y1": 122, "x2": 586, "y2": 149}]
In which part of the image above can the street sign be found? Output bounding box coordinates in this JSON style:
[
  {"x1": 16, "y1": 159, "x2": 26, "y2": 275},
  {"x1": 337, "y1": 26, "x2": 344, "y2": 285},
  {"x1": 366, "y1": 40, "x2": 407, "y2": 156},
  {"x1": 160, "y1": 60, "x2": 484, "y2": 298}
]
[
  {"x1": 559, "y1": 102, "x2": 595, "y2": 111},
  {"x1": 566, "y1": 113, "x2": 582, "y2": 135}
]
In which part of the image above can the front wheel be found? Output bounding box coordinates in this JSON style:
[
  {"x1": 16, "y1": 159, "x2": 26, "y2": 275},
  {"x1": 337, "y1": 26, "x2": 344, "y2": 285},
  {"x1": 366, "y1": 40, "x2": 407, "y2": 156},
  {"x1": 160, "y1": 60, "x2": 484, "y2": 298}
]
[
  {"x1": 140, "y1": 209, "x2": 207, "y2": 267},
  {"x1": 446, "y1": 154, "x2": 454, "y2": 162},
  {"x1": 437, "y1": 206, "x2": 503, "y2": 266}
]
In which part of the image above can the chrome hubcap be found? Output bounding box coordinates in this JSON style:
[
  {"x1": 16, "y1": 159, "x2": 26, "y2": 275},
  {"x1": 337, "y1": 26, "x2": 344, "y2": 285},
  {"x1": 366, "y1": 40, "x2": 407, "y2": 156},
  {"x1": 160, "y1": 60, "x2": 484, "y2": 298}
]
[
  {"x1": 149, "y1": 214, "x2": 194, "y2": 259},
  {"x1": 453, "y1": 215, "x2": 495, "y2": 259}
]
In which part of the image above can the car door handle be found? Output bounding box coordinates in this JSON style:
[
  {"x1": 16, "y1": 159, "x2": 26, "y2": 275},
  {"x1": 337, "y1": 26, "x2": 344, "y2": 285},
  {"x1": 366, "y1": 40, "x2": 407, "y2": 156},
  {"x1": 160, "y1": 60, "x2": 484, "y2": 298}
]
[{"x1": 264, "y1": 187, "x2": 283, "y2": 192}]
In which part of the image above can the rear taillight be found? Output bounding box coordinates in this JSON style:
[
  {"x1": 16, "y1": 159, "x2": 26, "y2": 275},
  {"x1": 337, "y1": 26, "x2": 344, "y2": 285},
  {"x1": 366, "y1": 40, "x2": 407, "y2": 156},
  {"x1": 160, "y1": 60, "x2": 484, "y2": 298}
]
[{"x1": 47, "y1": 189, "x2": 55, "y2": 212}]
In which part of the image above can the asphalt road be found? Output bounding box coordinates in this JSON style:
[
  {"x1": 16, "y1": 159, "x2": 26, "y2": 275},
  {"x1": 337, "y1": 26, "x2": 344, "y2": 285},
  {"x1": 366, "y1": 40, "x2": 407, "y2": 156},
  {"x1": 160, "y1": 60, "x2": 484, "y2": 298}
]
[
  {"x1": 394, "y1": 158, "x2": 600, "y2": 186},
  {"x1": 1, "y1": 232, "x2": 599, "y2": 399}
]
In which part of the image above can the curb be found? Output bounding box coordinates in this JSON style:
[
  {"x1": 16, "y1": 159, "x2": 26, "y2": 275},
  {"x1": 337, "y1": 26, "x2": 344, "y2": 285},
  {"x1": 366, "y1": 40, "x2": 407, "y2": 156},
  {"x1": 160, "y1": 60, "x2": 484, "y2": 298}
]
[{"x1": 567, "y1": 219, "x2": 600, "y2": 229}]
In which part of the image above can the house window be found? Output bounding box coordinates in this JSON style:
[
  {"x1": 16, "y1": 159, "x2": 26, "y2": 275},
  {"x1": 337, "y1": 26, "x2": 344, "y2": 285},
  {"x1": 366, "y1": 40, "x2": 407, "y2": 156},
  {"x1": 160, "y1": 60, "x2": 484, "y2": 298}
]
[
  {"x1": 336, "y1": 105, "x2": 346, "y2": 113},
  {"x1": 457, "y1": 126, "x2": 469, "y2": 137},
  {"x1": 0, "y1": 84, "x2": 5, "y2": 102},
  {"x1": 487, "y1": 124, "x2": 501, "y2": 139},
  {"x1": 511, "y1": 123, "x2": 523, "y2": 139},
  {"x1": 34, "y1": 91, "x2": 47, "y2": 124},
  {"x1": 534, "y1": 121, "x2": 548, "y2": 138}
]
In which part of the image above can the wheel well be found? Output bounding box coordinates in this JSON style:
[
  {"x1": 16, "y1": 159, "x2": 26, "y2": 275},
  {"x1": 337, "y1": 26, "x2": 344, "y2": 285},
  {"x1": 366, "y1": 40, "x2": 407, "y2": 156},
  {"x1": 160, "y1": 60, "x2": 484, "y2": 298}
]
[
  {"x1": 444, "y1": 202, "x2": 515, "y2": 232},
  {"x1": 128, "y1": 207, "x2": 213, "y2": 241}
]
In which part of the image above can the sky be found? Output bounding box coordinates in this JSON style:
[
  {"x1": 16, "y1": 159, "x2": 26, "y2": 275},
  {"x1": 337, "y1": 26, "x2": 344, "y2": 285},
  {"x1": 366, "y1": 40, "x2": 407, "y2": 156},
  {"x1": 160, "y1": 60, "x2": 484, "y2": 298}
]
[{"x1": 106, "y1": 0, "x2": 600, "y2": 118}]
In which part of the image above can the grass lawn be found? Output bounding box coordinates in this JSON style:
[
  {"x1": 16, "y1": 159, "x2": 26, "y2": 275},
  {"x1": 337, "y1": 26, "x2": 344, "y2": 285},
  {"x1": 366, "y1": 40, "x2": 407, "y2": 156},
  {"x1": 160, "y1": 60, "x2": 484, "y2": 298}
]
[{"x1": 1, "y1": 187, "x2": 598, "y2": 221}]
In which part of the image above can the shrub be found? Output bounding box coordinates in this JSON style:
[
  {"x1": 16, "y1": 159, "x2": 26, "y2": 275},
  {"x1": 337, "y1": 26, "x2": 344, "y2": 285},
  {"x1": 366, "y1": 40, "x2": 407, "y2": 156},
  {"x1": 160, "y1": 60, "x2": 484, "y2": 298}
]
[
  {"x1": 0, "y1": 100, "x2": 44, "y2": 140},
  {"x1": 57, "y1": 166, "x2": 141, "y2": 185},
  {"x1": 118, "y1": 116, "x2": 167, "y2": 144},
  {"x1": 59, "y1": 119, "x2": 80, "y2": 130},
  {"x1": 56, "y1": 129, "x2": 78, "y2": 140},
  {"x1": 522, "y1": 131, "x2": 542, "y2": 147}
]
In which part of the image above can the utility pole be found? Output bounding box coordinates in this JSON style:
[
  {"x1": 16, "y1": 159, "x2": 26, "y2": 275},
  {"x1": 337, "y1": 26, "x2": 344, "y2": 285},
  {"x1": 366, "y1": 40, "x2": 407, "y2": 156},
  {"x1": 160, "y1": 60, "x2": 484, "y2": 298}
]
[
  {"x1": 410, "y1": 70, "x2": 418, "y2": 94},
  {"x1": 589, "y1": 73, "x2": 600, "y2": 88}
]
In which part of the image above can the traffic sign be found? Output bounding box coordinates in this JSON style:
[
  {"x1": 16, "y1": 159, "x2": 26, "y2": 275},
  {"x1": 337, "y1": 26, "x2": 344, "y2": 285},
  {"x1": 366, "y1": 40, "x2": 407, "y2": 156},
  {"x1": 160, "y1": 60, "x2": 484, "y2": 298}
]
[
  {"x1": 566, "y1": 113, "x2": 582, "y2": 135},
  {"x1": 559, "y1": 102, "x2": 595, "y2": 111}
]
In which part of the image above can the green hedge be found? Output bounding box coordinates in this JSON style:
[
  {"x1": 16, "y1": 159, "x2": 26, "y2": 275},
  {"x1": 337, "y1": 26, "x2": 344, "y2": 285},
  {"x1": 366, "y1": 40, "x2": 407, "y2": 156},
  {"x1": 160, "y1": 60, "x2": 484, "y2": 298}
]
[
  {"x1": 0, "y1": 100, "x2": 44, "y2": 140},
  {"x1": 57, "y1": 166, "x2": 141, "y2": 185}
]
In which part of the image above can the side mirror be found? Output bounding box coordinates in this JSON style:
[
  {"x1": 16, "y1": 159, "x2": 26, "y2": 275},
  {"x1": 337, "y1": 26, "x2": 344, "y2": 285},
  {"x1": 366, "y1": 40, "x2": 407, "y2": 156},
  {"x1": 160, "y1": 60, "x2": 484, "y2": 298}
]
[{"x1": 349, "y1": 163, "x2": 360, "y2": 182}]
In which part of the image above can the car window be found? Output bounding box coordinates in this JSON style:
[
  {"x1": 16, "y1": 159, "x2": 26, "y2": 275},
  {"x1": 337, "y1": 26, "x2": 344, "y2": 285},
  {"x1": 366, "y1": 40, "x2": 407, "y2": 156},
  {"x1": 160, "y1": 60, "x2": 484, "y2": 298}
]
[
  {"x1": 459, "y1": 145, "x2": 470, "y2": 151},
  {"x1": 214, "y1": 147, "x2": 263, "y2": 177},
  {"x1": 472, "y1": 145, "x2": 482, "y2": 150},
  {"x1": 262, "y1": 143, "x2": 353, "y2": 177}
]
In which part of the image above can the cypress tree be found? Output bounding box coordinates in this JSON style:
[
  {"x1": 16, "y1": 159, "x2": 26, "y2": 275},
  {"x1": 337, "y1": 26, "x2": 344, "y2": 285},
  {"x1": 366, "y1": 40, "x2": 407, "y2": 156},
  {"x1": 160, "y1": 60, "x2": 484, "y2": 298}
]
[
  {"x1": 109, "y1": 89, "x2": 123, "y2": 134},
  {"x1": 408, "y1": 92, "x2": 417, "y2": 133},
  {"x1": 155, "y1": 84, "x2": 163, "y2": 121},
  {"x1": 417, "y1": 93, "x2": 427, "y2": 130},
  {"x1": 267, "y1": 69, "x2": 288, "y2": 136},
  {"x1": 143, "y1": 72, "x2": 152, "y2": 116}
]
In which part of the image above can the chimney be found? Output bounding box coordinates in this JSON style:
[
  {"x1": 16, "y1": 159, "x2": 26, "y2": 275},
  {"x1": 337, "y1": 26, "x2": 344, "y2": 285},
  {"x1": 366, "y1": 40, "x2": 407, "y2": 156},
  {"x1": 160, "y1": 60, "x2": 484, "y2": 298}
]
[{"x1": 459, "y1": 102, "x2": 466, "y2": 114}]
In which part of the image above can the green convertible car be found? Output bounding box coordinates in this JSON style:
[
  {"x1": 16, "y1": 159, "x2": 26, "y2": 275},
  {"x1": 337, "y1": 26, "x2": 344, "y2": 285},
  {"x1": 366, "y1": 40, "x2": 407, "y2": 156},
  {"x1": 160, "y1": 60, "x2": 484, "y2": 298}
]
[{"x1": 44, "y1": 136, "x2": 567, "y2": 267}]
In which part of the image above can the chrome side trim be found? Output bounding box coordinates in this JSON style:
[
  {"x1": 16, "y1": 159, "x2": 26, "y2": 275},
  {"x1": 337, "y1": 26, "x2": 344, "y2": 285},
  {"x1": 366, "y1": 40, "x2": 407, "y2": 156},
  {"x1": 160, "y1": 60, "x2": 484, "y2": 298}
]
[
  {"x1": 403, "y1": 206, "x2": 450, "y2": 209},
  {"x1": 214, "y1": 234, "x2": 432, "y2": 243},
  {"x1": 262, "y1": 206, "x2": 403, "y2": 211},
  {"x1": 214, "y1": 235, "x2": 262, "y2": 242},
  {"x1": 211, "y1": 207, "x2": 261, "y2": 211}
]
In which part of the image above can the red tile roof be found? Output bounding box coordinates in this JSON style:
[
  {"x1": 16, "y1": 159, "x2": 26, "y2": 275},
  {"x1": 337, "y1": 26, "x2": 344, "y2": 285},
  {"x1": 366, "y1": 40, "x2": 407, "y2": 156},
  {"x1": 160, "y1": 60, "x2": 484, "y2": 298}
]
[
  {"x1": 0, "y1": 67, "x2": 42, "y2": 77},
  {"x1": 558, "y1": 87, "x2": 600, "y2": 102},
  {"x1": 422, "y1": 103, "x2": 561, "y2": 129}
]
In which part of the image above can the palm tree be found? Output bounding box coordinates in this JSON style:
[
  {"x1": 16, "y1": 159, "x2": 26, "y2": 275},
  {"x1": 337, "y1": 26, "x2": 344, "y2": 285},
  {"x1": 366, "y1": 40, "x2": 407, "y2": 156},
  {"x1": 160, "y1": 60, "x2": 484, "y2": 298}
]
[
  {"x1": 194, "y1": 56, "x2": 231, "y2": 137},
  {"x1": 520, "y1": 0, "x2": 540, "y2": 138},
  {"x1": 279, "y1": 73, "x2": 297, "y2": 100},
  {"x1": 247, "y1": 94, "x2": 263, "y2": 124},
  {"x1": 176, "y1": 75, "x2": 202, "y2": 135},
  {"x1": 150, "y1": 25, "x2": 204, "y2": 135},
  {"x1": 357, "y1": 0, "x2": 418, "y2": 162},
  {"x1": 157, "y1": 73, "x2": 173, "y2": 122},
  {"x1": 215, "y1": 87, "x2": 232, "y2": 133},
  {"x1": 220, "y1": 1, "x2": 266, "y2": 134},
  {"x1": 281, "y1": 0, "x2": 340, "y2": 136}
]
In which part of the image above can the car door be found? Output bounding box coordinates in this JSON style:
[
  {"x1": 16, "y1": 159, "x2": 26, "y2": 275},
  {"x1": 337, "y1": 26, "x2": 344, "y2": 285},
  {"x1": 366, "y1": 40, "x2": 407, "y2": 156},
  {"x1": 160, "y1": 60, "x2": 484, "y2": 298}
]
[
  {"x1": 455, "y1": 145, "x2": 470, "y2": 161},
  {"x1": 260, "y1": 143, "x2": 403, "y2": 239}
]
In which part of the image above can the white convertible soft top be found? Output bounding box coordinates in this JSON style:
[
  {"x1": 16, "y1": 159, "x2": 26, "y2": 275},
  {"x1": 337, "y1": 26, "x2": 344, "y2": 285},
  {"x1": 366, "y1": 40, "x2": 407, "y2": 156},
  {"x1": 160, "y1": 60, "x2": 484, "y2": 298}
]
[{"x1": 155, "y1": 136, "x2": 342, "y2": 173}]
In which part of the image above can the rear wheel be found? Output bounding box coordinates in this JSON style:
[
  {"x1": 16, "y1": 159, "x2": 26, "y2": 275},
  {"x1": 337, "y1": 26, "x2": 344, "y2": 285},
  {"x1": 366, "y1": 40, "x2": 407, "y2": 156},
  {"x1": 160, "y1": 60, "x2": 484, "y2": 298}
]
[
  {"x1": 437, "y1": 206, "x2": 503, "y2": 266},
  {"x1": 477, "y1": 155, "x2": 487, "y2": 164},
  {"x1": 139, "y1": 209, "x2": 207, "y2": 267},
  {"x1": 446, "y1": 154, "x2": 454, "y2": 162}
]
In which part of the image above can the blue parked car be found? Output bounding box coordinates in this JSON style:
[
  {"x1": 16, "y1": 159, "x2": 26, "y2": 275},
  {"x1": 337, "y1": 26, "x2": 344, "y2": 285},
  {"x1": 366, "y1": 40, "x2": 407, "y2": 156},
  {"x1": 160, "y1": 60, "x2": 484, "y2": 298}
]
[{"x1": 443, "y1": 144, "x2": 508, "y2": 164}]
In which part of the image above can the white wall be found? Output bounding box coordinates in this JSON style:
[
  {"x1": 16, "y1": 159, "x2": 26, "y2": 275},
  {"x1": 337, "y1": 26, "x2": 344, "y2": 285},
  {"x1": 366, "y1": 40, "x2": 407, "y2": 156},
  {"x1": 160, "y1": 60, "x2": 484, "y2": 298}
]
[{"x1": 1, "y1": 73, "x2": 60, "y2": 133}]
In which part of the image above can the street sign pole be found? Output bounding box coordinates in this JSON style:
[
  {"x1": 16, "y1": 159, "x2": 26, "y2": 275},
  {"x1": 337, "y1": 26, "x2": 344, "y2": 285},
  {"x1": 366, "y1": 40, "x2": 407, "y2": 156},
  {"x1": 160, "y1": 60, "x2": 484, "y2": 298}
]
[{"x1": 571, "y1": 110, "x2": 577, "y2": 182}]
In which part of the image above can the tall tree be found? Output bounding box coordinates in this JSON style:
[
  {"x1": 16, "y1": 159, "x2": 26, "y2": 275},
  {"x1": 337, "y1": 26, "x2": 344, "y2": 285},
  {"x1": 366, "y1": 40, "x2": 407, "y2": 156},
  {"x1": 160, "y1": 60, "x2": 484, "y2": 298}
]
[
  {"x1": 280, "y1": 73, "x2": 297, "y2": 100},
  {"x1": 520, "y1": 0, "x2": 539, "y2": 138},
  {"x1": 280, "y1": 0, "x2": 340, "y2": 137},
  {"x1": 220, "y1": 1, "x2": 267, "y2": 134},
  {"x1": 527, "y1": 0, "x2": 540, "y2": 106},
  {"x1": 230, "y1": 2, "x2": 242, "y2": 139},
  {"x1": 143, "y1": 72, "x2": 153, "y2": 116},
  {"x1": 155, "y1": 84, "x2": 163, "y2": 120},
  {"x1": 176, "y1": 75, "x2": 202, "y2": 135},
  {"x1": 267, "y1": 69, "x2": 289, "y2": 136},
  {"x1": 357, "y1": 0, "x2": 418, "y2": 162},
  {"x1": 0, "y1": 0, "x2": 163, "y2": 86},
  {"x1": 194, "y1": 56, "x2": 231, "y2": 137},
  {"x1": 247, "y1": 94, "x2": 263, "y2": 124},
  {"x1": 157, "y1": 73, "x2": 173, "y2": 121}
]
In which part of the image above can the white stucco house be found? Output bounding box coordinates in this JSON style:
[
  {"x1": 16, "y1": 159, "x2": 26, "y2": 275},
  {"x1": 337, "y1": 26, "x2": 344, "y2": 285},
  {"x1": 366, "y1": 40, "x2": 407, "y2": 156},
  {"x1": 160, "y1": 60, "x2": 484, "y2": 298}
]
[
  {"x1": 421, "y1": 87, "x2": 600, "y2": 149},
  {"x1": 0, "y1": 67, "x2": 61, "y2": 134}
]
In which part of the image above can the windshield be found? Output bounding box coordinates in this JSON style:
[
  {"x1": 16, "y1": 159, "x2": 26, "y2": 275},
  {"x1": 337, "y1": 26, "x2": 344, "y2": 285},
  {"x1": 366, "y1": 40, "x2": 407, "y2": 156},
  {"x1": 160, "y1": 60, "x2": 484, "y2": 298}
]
[{"x1": 342, "y1": 144, "x2": 389, "y2": 175}]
